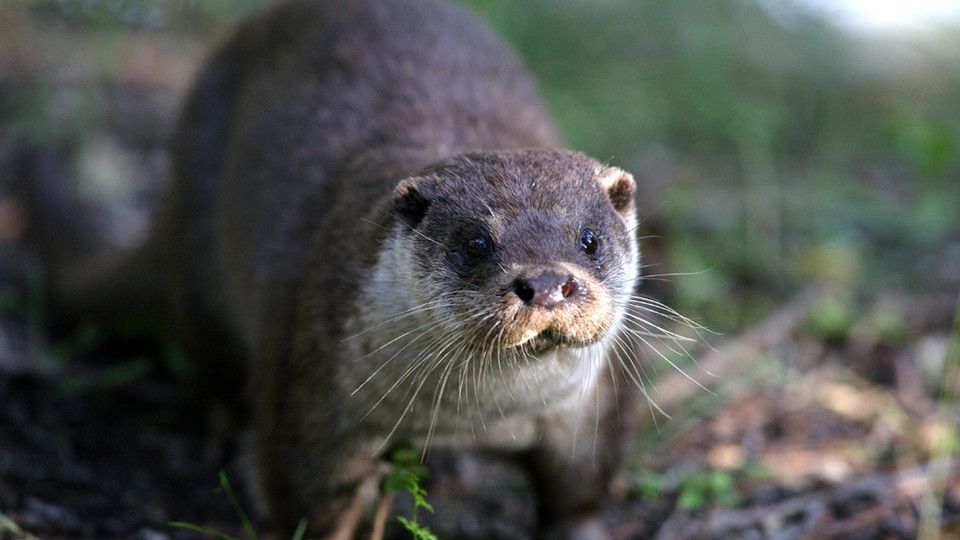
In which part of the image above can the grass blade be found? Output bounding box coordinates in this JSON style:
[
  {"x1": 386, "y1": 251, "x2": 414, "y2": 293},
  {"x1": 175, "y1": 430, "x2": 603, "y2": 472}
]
[
  {"x1": 168, "y1": 521, "x2": 240, "y2": 540},
  {"x1": 218, "y1": 470, "x2": 258, "y2": 540},
  {"x1": 290, "y1": 519, "x2": 308, "y2": 540}
]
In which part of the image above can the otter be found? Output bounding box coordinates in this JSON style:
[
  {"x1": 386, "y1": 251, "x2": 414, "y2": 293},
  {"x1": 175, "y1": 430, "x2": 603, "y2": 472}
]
[{"x1": 24, "y1": 0, "x2": 647, "y2": 537}]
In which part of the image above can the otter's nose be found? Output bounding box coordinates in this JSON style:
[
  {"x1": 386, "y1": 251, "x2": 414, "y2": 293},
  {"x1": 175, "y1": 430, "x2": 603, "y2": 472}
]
[{"x1": 511, "y1": 272, "x2": 579, "y2": 308}]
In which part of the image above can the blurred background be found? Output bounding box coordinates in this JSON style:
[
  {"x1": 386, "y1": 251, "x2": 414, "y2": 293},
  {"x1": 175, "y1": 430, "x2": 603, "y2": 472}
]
[{"x1": 0, "y1": 0, "x2": 958, "y2": 538}]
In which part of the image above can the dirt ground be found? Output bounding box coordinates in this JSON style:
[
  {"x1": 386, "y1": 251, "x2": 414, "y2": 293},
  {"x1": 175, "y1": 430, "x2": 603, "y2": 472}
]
[{"x1": 3, "y1": 256, "x2": 959, "y2": 539}]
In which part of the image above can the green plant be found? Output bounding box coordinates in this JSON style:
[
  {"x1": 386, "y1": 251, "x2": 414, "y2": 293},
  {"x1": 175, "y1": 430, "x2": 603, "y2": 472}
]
[
  {"x1": 385, "y1": 446, "x2": 438, "y2": 540},
  {"x1": 631, "y1": 470, "x2": 664, "y2": 499},
  {"x1": 169, "y1": 470, "x2": 307, "y2": 540},
  {"x1": 676, "y1": 469, "x2": 740, "y2": 510},
  {"x1": 633, "y1": 456, "x2": 770, "y2": 508},
  {"x1": 806, "y1": 297, "x2": 855, "y2": 344}
]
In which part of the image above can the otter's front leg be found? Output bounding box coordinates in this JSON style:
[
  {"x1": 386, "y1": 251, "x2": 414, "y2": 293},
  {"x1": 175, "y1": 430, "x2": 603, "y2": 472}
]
[
  {"x1": 251, "y1": 341, "x2": 384, "y2": 538},
  {"x1": 521, "y1": 366, "x2": 635, "y2": 540},
  {"x1": 255, "y1": 428, "x2": 383, "y2": 539}
]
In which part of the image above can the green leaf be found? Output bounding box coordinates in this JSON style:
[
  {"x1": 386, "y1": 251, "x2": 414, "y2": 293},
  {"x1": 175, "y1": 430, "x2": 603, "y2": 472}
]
[
  {"x1": 168, "y1": 522, "x2": 240, "y2": 540},
  {"x1": 677, "y1": 488, "x2": 706, "y2": 510},
  {"x1": 290, "y1": 519, "x2": 307, "y2": 540},
  {"x1": 218, "y1": 470, "x2": 258, "y2": 540},
  {"x1": 631, "y1": 471, "x2": 663, "y2": 498},
  {"x1": 397, "y1": 517, "x2": 438, "y2": 540}
]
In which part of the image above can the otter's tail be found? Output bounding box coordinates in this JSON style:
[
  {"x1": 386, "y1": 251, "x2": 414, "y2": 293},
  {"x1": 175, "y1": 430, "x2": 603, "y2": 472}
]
[{"x1": 14, "y1": 143, "x2": 169, "y2": 329}]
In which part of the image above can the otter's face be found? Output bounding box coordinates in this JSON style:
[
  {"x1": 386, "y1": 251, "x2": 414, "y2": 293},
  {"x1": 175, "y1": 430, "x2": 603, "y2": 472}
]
[{"x1": 392, "y1": 149, "x2": 638, "y2": 355}]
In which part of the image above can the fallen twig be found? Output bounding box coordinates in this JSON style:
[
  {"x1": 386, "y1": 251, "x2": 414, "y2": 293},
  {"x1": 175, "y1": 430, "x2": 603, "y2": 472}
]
[
  {"x1": 644, "y1": 289, "x2": 822, "y2": 419},
  {"x1": 369, "y1": 491, "x2": 395, "y2": 540}
]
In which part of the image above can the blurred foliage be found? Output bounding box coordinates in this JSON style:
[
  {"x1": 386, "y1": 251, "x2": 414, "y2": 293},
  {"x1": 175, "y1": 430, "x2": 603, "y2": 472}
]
[
  {"x1": 25, "y1": 0, "x2": 261, "y2": 31},
  {"x1": 806, "y1": 296, "x2": 855, "y2": 344},
  {"x1": 6, "y1": 0, "x2": 959, "y2": 335},
  {"x1": 461, "y1": 0, "x2": 960, "y2": 331},
  {"x1": 676, "y1": 468, "x2": 741, "y2": 510},
  {"x1": 631, "y1": 463, "x2": 769, "y2": 511}
]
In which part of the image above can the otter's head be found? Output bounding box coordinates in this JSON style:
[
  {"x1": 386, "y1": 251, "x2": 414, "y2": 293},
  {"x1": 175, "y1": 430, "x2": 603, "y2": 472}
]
[{"x1": 392, "y1": 149, "x2": 638, "y2": 356}]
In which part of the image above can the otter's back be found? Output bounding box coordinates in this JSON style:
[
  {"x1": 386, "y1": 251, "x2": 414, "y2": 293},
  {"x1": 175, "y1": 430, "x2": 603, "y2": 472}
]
[{"x1": 172, "y1": 0, "x2": 560, "y2": 341}]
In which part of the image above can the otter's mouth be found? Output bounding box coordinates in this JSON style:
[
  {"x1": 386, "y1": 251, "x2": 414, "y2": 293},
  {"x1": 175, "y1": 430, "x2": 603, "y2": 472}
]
[{"x1": 513, "y1": 328, "x2": 587, "y2": 353}]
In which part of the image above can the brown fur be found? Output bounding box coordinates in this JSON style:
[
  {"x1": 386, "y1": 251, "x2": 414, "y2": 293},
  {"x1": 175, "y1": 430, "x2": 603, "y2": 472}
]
[
  {"x1": 179, "y1": 1, "x2": 644, "y2": 537},
  {"x1": 27, "y1": 0, "x2": 646, "y2": 537}
]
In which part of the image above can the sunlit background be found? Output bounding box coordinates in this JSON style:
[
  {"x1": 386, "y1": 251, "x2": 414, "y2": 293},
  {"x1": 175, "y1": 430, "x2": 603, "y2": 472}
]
[{"x1": 797, "y1": 0, "x2": 960, "y2": 31}]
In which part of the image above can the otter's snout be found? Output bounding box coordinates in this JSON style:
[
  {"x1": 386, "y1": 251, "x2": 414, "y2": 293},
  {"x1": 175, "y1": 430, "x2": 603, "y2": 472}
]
[
  {"x1": 511, "y1": 271, "x2": 580, "y2": 309},
  {"x1": 494, "y1": 264, "x2": 612, "y2": 349}
]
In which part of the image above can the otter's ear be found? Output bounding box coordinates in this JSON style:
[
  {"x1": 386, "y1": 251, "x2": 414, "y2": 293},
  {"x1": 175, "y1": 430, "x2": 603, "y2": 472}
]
[
  {"x1": 597, "y1": 167, "x2": 636, "y2": 214},
  {"x1": 393, "y1": 177, "x2": 431, "y2": 228}
]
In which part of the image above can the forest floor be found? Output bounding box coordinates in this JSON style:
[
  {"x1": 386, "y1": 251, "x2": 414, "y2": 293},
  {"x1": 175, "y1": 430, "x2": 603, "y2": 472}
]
[
  {"x1": 2, "y1": 14, "x2": 960, "y2": 540},
  {"x1": 2, "y1": 251, "x2": 958, "y2": 540}
]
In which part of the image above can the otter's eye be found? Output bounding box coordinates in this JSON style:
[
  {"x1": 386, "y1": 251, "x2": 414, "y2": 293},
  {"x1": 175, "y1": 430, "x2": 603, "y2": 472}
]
[
  {"x1": 580, "y1": 228, "x2": 598, "y2": 255},
  {"x1": 466, "y1": 236, "x2": 489, "y2": 258}
]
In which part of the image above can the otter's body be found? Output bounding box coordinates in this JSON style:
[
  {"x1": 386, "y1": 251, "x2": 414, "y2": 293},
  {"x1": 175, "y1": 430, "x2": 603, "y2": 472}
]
[{"x1": 35, "y1": 0, "x2": 644, "y2": 537}]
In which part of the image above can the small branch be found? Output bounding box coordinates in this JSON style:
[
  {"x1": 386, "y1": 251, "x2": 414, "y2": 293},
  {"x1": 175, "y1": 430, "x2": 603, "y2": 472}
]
[
  {"x1": 369, "y1": 491, "x2": 395, "y2": 540},
  {"x1": 326, "y1": 464, "x2": 390, "y2": 540},
  {"x1": 643, "y1": 289, "x2": 821, "y2": 419}
]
